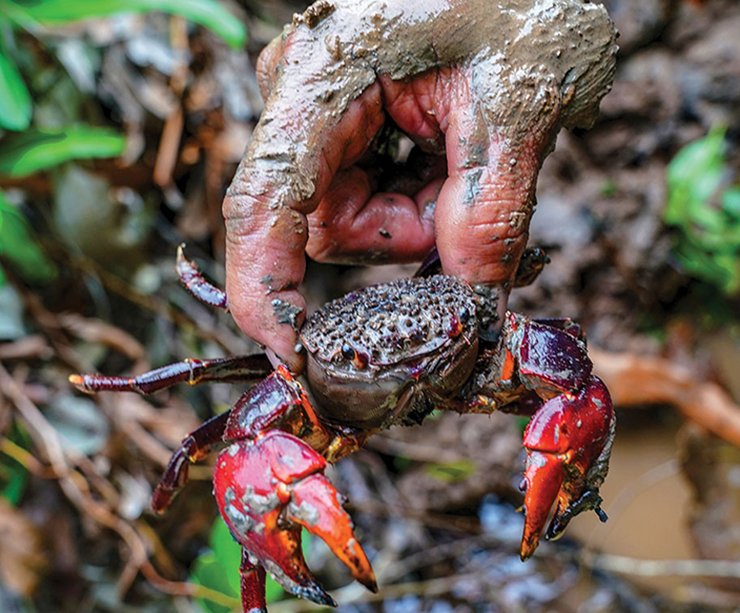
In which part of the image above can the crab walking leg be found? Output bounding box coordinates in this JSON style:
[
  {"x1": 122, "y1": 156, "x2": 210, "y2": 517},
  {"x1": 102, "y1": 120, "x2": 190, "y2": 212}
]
[
  {"x1": 214, "y1": 431, "x2": 376, "y2": 607},
  {"x1": 240, "y1": 550, "x2": 268, "y2": 613},
  {"x1": 69, "y1": 354, "x2": 273, "y2": 394},
  {"x1": 176, "y1": 244, "x2": 229, "y2": 309},
  {"x1": 151, "y1": 410, "x2": 232, "y2": 512}
]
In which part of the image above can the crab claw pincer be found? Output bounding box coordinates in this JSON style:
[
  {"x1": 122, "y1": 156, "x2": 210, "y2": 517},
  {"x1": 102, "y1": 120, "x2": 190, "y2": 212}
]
[
  {"x1": 519, "y1": 376, "x2": 614, "y2": 560},
  {"x1": 213, "y1": 429, "x2": 377, "y2": 606}
]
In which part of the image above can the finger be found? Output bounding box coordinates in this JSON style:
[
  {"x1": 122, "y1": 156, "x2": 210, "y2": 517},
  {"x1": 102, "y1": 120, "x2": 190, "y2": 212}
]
[
  {"x1": 434, "y1": 78, "x2": 560, "y2": 333},
  {"x1": 224, "y1": 81, "x2": 385, "y2": 371},
  {"x1": 304, "y1": 70, "x2": 449, "y2": 264},
  {"x1": 255, "y1": 36, "x2": 284, "y2": 100},
  {"x1": 306, "y1": 165, "x2": 443, "y2": 264}
]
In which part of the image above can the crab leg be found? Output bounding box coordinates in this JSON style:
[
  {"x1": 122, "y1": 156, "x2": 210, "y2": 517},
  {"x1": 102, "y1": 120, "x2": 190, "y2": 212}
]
[
  {"x1": 69, "y1": 354, "x2": 273, "y2": 394},
  {"x1": 215, "y1": 430, "x2": 376, "y2": 605},
  {"x1": 151, "y1": 410, "x2": 232, "y2": 512},
  {"x1": 240, "y1": 550, "x2": 268, "y2": 613},
  {"x1": 520, "y1": 376, "x2": 613, "y2": 559},
  {"x1": 493, "y1": 314, "x2": 615, "y2": 560},
  {"x1": 176, "y1": 244, "x2": 228, "y2": 309}
]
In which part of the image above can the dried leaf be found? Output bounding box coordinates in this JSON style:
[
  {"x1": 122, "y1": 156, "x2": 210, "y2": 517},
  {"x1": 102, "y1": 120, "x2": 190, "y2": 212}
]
[{"x1": 0, "y1": 498, "x2": 46, "y2": 596}]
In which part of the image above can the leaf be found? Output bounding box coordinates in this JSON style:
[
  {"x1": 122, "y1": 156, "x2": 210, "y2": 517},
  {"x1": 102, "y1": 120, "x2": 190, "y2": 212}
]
[
  {"x1": 665, "y1": 127, "x2": 740, "y2": 295},
  {"x1": 0, "y1": 421, "x2": 31, "y2": 506},
  {"x1": 0, "y1": 497, "x2": 46, "y2": 596},
  {"x1": 0, "y1": 127, "x2": 126, "y2": 178},
  {"x1": 424, "y1": 459, "x2": 475, "y2": 483},
  {"x1": 0, "y1": 191, "x2": 56, "y2": 284},
  {"x1": 209, "y1": 517, "x2": 243, "y2": 598},
  {"x1": 16, "y1": 0, "x2": 246, "y2": 49},
  {"x1": 722, "y1": 188, "x2": 740, "y2": 219},
  {"x1": 0, "y1": 284, "x2": 25, "y2": 339},
  {"x1": 45, "y1": 395, "x2": 110, "y2": 456},
  {"x1": 191, "y1": 553, "x2": 236, "y2": 613},
  {"x1": 0, "y1": 52, "x2": 31, "y2": 131},
  {"x1": 192, "y1": 517, "x2": 285, "y2": 612}
]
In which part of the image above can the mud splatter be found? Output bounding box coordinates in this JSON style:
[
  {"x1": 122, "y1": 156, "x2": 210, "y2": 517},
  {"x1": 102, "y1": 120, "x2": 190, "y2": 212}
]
[
  {"x1": 272, "y1": 298, "x2": 304, "y2": 331},
  {"x1": 473, "y1": 283, "x2": 505, "y2": 341},
  {"x1": 260, "y1": 274, "x2": 276, "y2": 294}
]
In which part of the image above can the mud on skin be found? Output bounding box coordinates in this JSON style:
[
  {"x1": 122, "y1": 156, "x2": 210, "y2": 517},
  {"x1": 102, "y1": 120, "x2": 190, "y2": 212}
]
[
  {"x1": 223, "y1": 0, "x2": 618, "y2": 368},
  {"x1": 239, "y1": 0, "x2": 619, "y2": 219}
]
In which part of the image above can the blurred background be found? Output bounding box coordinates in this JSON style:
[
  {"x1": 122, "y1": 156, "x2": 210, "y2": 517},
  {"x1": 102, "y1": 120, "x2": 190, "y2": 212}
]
[{"x1": 0, "y1": 0, "x2": 739, "y2": 611}]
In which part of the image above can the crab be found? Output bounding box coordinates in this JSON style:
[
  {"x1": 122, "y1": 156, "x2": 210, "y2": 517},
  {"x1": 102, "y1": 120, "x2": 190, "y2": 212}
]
[{"x1": 70, "y1": 247, "x2": 615, "y2": 612}]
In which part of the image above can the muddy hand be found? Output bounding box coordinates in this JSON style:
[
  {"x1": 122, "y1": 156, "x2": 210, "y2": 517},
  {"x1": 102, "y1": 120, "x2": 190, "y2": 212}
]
[{"x1": 222, "y1": 0, "x2": 618, "y2": 370}]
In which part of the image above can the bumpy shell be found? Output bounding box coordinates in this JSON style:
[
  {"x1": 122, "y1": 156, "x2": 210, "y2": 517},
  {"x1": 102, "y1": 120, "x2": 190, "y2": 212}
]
[{"x1": 301, "y1": 276, "x2": 479, "y2": 429}]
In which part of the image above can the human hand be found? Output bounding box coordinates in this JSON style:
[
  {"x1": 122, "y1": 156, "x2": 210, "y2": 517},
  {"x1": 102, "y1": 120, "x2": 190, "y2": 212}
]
[{"x1": 223, "y1": 0, "x2": 617, "y2": 372}]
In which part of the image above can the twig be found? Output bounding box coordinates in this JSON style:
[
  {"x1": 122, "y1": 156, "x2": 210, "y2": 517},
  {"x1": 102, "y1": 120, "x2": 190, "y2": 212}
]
[
  {"x1": 0, "y1": 363, "x2": 220, "y2": 606},
  {"x1": 0, "y1": 437, "x2": 57, "y2": 479},
  {"x1": 592, "y1": 349, "x2": 740, "y2": 447},
  {"x1": 366, "y1": 434, "x2": 471, "y2": 464},
  {"x1": 346, "y1": 498, "x2": 481, "y2": 534},
  {"x1": 268, "y1": 571, "x2": 495, "y2": 613},
  {"x1": 583, "y1": 552, "x2": 740, "y2": 579}
]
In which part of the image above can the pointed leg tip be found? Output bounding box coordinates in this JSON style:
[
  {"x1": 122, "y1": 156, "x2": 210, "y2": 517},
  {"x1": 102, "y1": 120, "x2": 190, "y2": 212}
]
[
  {"x1": 151, "y1": 490, "x2": 172, "y2": 514},
  {"x1": 69, "y1": 374, "x2": 92, "y2": 393},
  {"x1": 361, "y1": 576, "x2": 378, "y2": 594}
]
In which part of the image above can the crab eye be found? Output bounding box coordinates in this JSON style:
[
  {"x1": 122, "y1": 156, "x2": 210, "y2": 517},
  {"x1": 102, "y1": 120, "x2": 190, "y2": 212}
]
[
  {"x1": 341, "y1": 344, "x2": 355, "y2": 360},
  {"x1": 459, "y1": 306, "x2": 471, "y2": 325}
]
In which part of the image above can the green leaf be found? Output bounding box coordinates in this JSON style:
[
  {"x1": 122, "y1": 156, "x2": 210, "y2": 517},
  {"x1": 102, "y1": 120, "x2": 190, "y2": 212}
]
[
  {"x1": 722, "y1": 188, "x2": 740, "y2": 219},
  {"x1": 16, "y1": 0, "x2": 246, "y2": 48},
  {"x1": 0, "y1": 191, "x2": 56, "y2": 284},
  {"x1": 192, "y1": 553, "x2": 237, "y2": 613},
  {"x1": 0, "y1": 421, "x2": 31, "y2": 506},
  {"x1": 209, "y1": 517, "x2": 243, "y2": 598},
  {"x1": 0, "y1": 52, "x2": 31, "y2": 131},
  {"x1": 192, "y1": 517, "x2": 285, "y2": 612},
  {"x1": 424, "y1": 459, "x2": 475, "y2": 483},
  {"x1": 665, "y1": 126, "x2": 740, "y2": 295},
  {"x1": 0, "y1": 127, "x2": 126, "y2": 178}
]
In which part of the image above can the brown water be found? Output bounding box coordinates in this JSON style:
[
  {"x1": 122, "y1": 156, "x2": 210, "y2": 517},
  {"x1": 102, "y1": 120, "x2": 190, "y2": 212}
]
[{"x1": 569, "y1": 413, "x2": 695, "y2": 593}]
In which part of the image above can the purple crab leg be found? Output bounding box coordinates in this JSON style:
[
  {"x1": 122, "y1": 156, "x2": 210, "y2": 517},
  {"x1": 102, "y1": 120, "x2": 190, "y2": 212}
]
[
  {"x1": 151, "y1": 409, "x2": 232, "y2": 512},
  {"x1": 176, "y1": 244, "x2": 228, "y2": 309},
  {"x1": 70, "y1": 354, "x2": 273, "y2": 395},
  {"x1": 532, "y1": 317, "x2": 584, "y2": 340},
  {"x1": 414, "y1": 246, "x2": 443, "y2": 278}
]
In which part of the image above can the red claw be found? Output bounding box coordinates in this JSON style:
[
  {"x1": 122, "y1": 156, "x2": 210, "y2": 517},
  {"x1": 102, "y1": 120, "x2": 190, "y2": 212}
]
[
  {"x1": 520, "y1": 376, "x2": 615, "y2": 560},
  {"x1": 213, "y1": 430, "x2": 376, "y2": 605}
]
